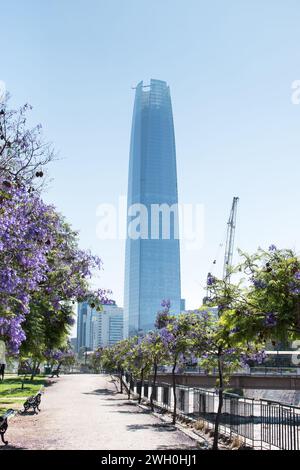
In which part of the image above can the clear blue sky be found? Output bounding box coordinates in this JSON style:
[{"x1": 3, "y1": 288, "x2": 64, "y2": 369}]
[{"x1": 2, "y1": 0, "x2": 300, "y2": 310}]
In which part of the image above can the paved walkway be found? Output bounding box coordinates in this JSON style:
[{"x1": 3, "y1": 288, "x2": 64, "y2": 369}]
[{"x1": 1, "y1": 374, "x2": 198, "y2": 450}]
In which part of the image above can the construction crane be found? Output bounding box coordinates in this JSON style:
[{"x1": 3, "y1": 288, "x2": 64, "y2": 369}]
[
  {"x1": 203, "y1": 196, "x2": 239, "y2": 305},
  {"x1": 223, "y1": 196, "x2": 239, "y2": 280}
]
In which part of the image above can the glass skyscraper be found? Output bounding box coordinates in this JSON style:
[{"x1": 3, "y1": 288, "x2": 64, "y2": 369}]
[
  {"x1": 76, "y1": 302, "x2": 123, "y2": 350},
  {"x1": 124, "y1": 79, "x2": 181, "y2": 337}
]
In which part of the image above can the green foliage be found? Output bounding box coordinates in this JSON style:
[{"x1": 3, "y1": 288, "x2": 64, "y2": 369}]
[
  {"x1": 213, "y1": 247, "x2": 300, "y2": 346},
  {"x1": 90, "y1": 348, "x2": 103, "y2": 373},
  {"x1": 0, "y1": 376, "x2": 47, "y2": 413}
]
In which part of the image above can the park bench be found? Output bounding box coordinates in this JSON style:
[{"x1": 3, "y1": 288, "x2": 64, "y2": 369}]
[
  {"x1": 0, "y1": 409, "x2": 15, "y2": 445},
  {"x1": 50, "y1": 368, "x2": 60, "y2": 378},
  {"x1": 23, "y1": 387, "x2": 44, "y2": 414}
]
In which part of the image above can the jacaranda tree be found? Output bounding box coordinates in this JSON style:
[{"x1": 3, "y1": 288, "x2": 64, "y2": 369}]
[{"x1": 0, "y1": 97, "x2": 111, "y2": 360}]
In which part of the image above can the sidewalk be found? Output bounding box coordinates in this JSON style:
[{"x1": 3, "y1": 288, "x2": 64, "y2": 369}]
[{"x1": 1, "y1": 374, "x2": 198, "y2": 450}]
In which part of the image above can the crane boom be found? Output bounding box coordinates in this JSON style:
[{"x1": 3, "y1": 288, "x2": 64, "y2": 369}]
[{"x1": 223, "y1": 197, "x2": 239, "y2": 280}]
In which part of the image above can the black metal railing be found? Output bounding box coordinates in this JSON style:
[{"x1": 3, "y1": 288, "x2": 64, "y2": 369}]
[
  {"x1": 193, "y1": 389, "x2": 256, "y2": 446},
  {"x1": 162, "y1": 383, "x2": 171, "y2": 408},
  {"x1": 121, "y1": 374, "x2": 300, "y2": 449},
  {"x1": 151, "y1": 384, "x2": 157, "y2": 401},
  {"x1": 136, "y1": 381, "x2": 142, "y2": 397},
  {"x1": 260, "y1": 399, "x2": 300, "y2": 450},
  {"x1": 192, "y1": 388, "x2": 300, "y2": 449},
  {"x1": 159, "y1": 383, "x2": 172, "y2": 409},
  {"x1": 193, "y1": 388, "x2": 216, "y2": 422},
  {"x1": 222, "y1": 392, "x2": 255, "y2": 443},
  {"x1": 176, "y1": 385, "x2": 190, "y2": 414}
]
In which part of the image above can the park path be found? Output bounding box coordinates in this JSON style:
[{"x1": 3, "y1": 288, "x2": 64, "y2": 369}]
[{"x1": 1, "y1": 374, "x2": 198, "y2": 450}]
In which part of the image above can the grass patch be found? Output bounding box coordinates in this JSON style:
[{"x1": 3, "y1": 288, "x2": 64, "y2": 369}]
[{"x1": 0, "y1": 375, "x2": 47, "y2": 414}]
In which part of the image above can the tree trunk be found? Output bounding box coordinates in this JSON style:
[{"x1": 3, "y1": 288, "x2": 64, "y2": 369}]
[
  {"x1": 30, "y1": 360, "x2": 37, "y2": 381},
  {"x1": 119, "y1": 368, "x2": 123, "y2": 394},
  {"x1": 172, "y1": 361, "x2": 177, "y2": 425},
  {"x1": 56, "y1": 362, "x2": 62, "y2": 376},
  {"x1": 150, "y1": 363, "x2": 157, "y2": 411},
  {"x1": 139, "y1": 367, "x2": 145, "y2": 404},
  {"x1": 127, "y1": 372, "x2": 132, "y2": 400},
  {"x1": 212, "y1": 350, "x2": 224, "y2": 450}
]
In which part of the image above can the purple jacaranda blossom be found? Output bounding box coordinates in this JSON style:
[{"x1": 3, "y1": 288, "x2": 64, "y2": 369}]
[
  {"x1": 264, "y1": 312, "x2": 277, "y2": 327},
  {"x1": 252, "y1": 278, "x2": 267, "y2": 289},
  {"x1": 0, "y1": 103, "x2": 113, "y2": 353},
  {"x1": 65, "y1": 316, "x2": 75, "y2": 326},
  {"x1": 268, "y1": 244, "x2": 277, "y2": 251},
  {"x1": 207, "y1": 272, "x2": 216, "y2": 286},
  {"x1": 294, "y1": 271, "x2": 300, "y2": 281},
  {"x1": 155, "y1": 311, "x2": 171, "y2": 329},
  {"x1": 45, "y1": 347, "x2": 75, "y2": 362},
  {"x1": 155, "y1": 300, "x2": 173, "y2": 329},
  {"x1": 0, "y1": 315, "x2": 26, "y2": 354},
  {"x1": 161, "y1": 299, "x2": 171, "y2": 309},
  {"x1": 0, "y1": 180, "x2": 111, "y2": 353},
  {"x1": 241, "y1": 350, "x2": 266, "y2": 366},
  {"x1": 159, "y1": 327, "x2": 175, "y2": 347},
  {"x1": 229, "y1": 326, "x2": 240, "y2": 335},
  {"x1": 288, "y1": 280, "x2": 300, "y2": 295}
]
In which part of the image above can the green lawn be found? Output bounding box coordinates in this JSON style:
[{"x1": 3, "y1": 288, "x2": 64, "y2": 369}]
[{"x1": 0, "y1": 375, "x2": 47, "y2": 414}]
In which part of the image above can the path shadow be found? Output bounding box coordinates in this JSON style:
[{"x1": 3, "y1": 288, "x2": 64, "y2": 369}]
[
  {"x1": 126, "y1": 423, "x2": 177, "y2": 433},
  {"x1": 157, "y1": 444, "x2": 199, "y2": 450},
  {"x1": 110, "y1": 406, "x2": 153, "y2": 414},
  {"x1": 110, "y1": 410, "x2": 146, "y2": 414},
  {"x1": 100, "y1": 402, "x2": 137, "y2": 407},
  {"x1": 45, "y1": 379, "x2": 58, "y2": 387},
  {"x1": 20, "y1": 410, "x2": 39, "y2": 416},
  {"x1": 101, "y1": 397, "x2": 134, "y2": 401},
  {"x1": 82, "y1": 388, "x2": 117, "y2": 396},
  {"x1": 0, "y1": 444, "x2": 28, "y2": 450}
]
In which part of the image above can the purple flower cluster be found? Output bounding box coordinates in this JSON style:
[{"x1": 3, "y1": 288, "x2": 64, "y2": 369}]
[
  {"x1": 155, "y1": 311, "x2": 171, "y2": 329},
  {"x1": 207, "y1": 272, "x2": 216, "y2": 286},
  {"x1": 241, "y1": 350, "x2": 266, "y2": 366},
  {"x1": 264, "y1": 312, "x2": 277, "y2": 327},
  {"x1": 252, "y1": 278, "x2": 267, "y2": 289},
  {"x1": 229, "y1": 326, "x2": 240, "y2": 335},
  {"x1": 159, "y1": 327, "x2": 175, "y2": 347},
  {"x1": 0, "y1": 181, "x2": 110, "y2": 354},
  {"x1": 45, "y1": 347, "x2": 75, "y2": 362},
  {"x1": 268, "y1": 244, "x2": 277, "y2": 251},
  {"x1": 0, "y1": 183, "x2": 57, "y2": 352},
  {"x1": 0, "y1": 103, "x2": 112, "y2": 355},
  {"x1": 155, "y1": 299, "x2": 173, "y2": 329},
  {"x1": 289, "y1": 280, "x2": 300, "y2": 295},
  {"x1": 0, "y1": 316, "x2": 26, "y2": 354},
  {"x1": 161, "y1": 299, "x2": 171, "y2": 309}
]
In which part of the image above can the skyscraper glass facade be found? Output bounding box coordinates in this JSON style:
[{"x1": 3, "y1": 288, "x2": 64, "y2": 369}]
[
  {"x1": 124, "y1": 79, "x2": 181, "y2": 337},
  {"x1": 77, "y1": 302, "x2": 124, "y2": 350}
]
